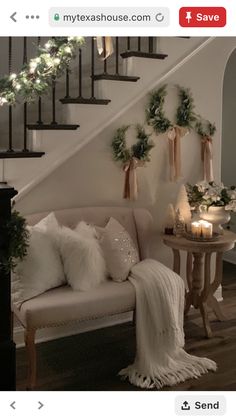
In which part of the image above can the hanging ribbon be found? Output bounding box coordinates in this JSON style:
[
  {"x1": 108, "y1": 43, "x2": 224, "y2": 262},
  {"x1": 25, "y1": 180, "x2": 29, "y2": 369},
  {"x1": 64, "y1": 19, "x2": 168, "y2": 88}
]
[
  {"x1": 167, "y1": 125, "x2": 188, "y2": 182},
  {"x1": 201, "y1": 135, "x2": 214, "y2": 182},
  {"x1": 96, "y1": 37, "x2": 114, "y2": 59},
  {"x1": 123, "y1": 158, "x2": 144, "y2": 200}
]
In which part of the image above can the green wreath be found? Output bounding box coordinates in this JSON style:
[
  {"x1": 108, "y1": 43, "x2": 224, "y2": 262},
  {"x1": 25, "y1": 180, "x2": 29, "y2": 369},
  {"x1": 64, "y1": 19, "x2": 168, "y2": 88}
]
[
  {"x1": 195, "y1": 120, "x2": 216, "y2": 138},
  {"x1": 146, "y1": 84, "x2": 197, "y2": 134},
  {"x1": 112, "y1": 124, "x2": 154, "y2": 164},
  {"x1": 0, "y1": 37, "x2": 84, "y2": 106}
]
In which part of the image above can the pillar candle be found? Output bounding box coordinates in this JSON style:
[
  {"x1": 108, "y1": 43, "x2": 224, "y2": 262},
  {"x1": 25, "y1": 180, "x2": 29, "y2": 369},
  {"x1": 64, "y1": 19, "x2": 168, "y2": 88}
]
[
  {"x1": 191, "y1": 221, "x2": 202, "y2": 238},
  {"x1": 200, "y1": 221, "x2": 213, "y2": 238}
]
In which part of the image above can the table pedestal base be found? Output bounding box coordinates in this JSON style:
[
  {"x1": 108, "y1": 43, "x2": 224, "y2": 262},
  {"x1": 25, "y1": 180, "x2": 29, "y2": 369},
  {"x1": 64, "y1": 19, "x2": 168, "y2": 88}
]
[{"x1": 175, "y1": 250, "x2": 225, "y2": 338}]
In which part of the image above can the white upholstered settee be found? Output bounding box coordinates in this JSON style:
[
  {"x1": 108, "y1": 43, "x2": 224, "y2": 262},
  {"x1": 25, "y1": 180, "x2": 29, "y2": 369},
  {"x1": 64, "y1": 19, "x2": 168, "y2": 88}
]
[{"x1": 12, "y1": 206, "x2": 154, "y2": 389}]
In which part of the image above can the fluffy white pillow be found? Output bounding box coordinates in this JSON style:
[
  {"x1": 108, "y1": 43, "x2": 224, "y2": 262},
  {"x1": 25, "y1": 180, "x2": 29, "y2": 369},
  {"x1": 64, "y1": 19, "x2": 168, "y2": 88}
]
[
  {"x1": 35, "y1": 212, "x2": 59, "y2": 231},
  {"x1": 34, "y1": 212, "x2": 61, "y2": 248},
  {"x1": 98, "y1": 217, "x2": 140, "y2": 282},
  {"x1": 75, "y1": 220, "x2": 99, "y2": 240},
  {"x1": 12, "y1": 225, "x2": 65, "y2": 308},
  {"x1": 59, "y1": 225, "x2": 106, "y2": 291}
]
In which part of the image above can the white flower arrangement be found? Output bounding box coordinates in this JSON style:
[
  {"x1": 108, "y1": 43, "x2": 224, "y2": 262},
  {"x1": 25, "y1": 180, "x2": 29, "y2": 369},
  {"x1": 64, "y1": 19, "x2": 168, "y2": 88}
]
[{"x1": 186, "y1": 181, "x2": 236, "y2": 211}]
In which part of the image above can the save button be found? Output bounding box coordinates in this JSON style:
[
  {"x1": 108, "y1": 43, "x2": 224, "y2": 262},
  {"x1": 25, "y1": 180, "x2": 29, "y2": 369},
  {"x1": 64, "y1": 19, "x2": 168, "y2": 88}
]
[{"x1": 179, "y1": 7, "x2": 226, "y2": 27}]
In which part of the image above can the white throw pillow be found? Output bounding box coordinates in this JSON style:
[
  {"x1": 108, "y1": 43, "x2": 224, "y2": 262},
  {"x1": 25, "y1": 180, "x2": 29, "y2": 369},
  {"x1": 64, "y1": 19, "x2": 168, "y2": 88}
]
[
  {"x1": 98, "y1": 217, "x2": 140, "y2": 282},
  {"x1": 34, "y1": 212, "x2": 61, "y2": 248},
  {"x1": 35, "y1": 212, "x2": 59, "y2": 231},
  {"x1": 12, "y1": 225, "x2": 65, "y2": 308},
  {"x1": 59, "y1": 226, "x2": 107, "y2": 291},
  {"x1": 75, "y1": 220, "x2": 99, "y2": 240}
]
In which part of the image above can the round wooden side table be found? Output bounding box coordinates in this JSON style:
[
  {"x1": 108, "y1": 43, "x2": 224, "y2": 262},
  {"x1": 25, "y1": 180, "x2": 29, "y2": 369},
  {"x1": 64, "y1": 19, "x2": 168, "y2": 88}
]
[{"x1": 163, "y1": 231, "x2": 236, "y2": 338}]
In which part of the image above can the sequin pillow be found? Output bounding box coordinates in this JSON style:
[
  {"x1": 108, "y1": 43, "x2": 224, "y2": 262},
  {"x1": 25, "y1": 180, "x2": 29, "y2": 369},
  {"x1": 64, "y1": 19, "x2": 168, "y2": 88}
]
[{"x1": 99, "y1": 217, "x2": 140, "y2": 282}]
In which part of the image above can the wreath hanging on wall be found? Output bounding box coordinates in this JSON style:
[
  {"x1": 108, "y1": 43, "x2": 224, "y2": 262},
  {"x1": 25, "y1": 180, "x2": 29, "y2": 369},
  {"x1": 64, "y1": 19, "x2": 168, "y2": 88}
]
[
  {"x1": 111, "y1": 124, "x2": 154, "y2": 200},
  {"x1": 146, "y1": 84, "x2": 197, "y2": 181},
  {"x1": 195, "y1": 120, "x2": 216, "y2": 182}
]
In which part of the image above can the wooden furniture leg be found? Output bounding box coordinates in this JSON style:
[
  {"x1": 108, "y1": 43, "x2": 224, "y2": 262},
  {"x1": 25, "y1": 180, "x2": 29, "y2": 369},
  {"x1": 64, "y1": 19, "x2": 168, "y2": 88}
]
[
  {"x1": 192, "y1": 252, "x2": 204, "y2": 309},
  {"x1": 172, "y1": 249, "x2": 180, "y2": 275},
  {"x1": 207, "y1": 294, "x2": 227, "y2": 321},
  {"x1": 185, "y1": 253, "x2": 193, "y2": 315},
  {"x1": 207, "y1": 252, "x2": 227, "y2": 321},
  {"x1": 199, "y1": 301, "x2": 212, "y2": 338},
  {"x1": 24, "y1": 329, "x2": 37, "y2": 390}
]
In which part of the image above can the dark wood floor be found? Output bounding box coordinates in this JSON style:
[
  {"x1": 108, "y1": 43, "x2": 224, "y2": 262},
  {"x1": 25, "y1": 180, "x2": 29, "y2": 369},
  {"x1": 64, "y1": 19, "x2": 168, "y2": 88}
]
[{"x1": 16, "y1": 262, "x2": 236, "y2": 391}]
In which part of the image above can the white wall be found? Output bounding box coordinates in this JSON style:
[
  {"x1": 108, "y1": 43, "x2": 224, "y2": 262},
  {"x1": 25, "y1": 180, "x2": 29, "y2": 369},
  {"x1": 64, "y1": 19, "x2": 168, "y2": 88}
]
[{"x1": 16, "y1": 38, "x2": 236, "y2": 271}]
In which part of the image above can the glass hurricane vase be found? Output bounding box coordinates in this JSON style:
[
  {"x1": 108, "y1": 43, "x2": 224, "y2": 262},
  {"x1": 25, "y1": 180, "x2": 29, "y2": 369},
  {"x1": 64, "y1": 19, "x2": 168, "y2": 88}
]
[{"x1": 199, "y1": 206, "x2": 231, "y2": 234}]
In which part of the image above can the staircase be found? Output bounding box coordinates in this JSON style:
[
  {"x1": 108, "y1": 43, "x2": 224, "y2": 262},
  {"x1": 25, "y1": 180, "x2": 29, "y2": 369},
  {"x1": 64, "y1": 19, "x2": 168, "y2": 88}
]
[{"x1": 0, "y1": 36, "x2": 209, "y2": 198}]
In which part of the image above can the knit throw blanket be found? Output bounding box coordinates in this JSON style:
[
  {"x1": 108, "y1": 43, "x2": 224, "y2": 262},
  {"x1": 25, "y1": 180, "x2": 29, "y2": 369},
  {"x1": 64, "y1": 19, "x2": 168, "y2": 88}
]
[{"x1": 119, "y1": 259, "x2": 217, "y2": 389}]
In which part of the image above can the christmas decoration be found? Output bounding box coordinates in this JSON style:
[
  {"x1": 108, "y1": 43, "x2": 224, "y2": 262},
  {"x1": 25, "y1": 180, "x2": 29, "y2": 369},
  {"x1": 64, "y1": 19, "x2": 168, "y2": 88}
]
[
  {"x1": 175, "y1": 184, "x2": 192, "y2": 228},
  {"x1": 146, "y1": 85, "x2": 196, "y2": 181},
  {"x1": 97, "y1": 37, "x2": 114, "y2": 59},
  {"x1": 0, "y1": 37, "x2": 84, "y2": 106},
  {"x1": 195, "y1": 120, "x2": 216, "y2": 182},
  {"x1": 174, "y1": 208, "x2": 186, "y2": 237},
  {"x1": 111, "y1": 124, "x2": 154, "y2": 200},
  {"x1": 164, "y1": 203, "x2": 175, "y2": 235},
  {"x1": 146, "y1": 84, "x2": 196, "y2": 135}
]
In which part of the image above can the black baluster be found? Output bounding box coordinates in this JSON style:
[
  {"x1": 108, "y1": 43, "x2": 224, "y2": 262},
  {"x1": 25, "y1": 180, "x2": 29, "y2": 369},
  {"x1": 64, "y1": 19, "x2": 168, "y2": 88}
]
[
  {"x1": 127, "y1": 37, "x2": 130, "y2": 50},
  {"x1": 148, "y1": 37, "x2": 154, "y2": 53},
  {"x1": 8, "y1": 37, "x2": 13, "y2": 152},
  {"x1": 78, "y1": 48, "x2": 82, "y2": 98},
  {"x1": 91, "y1": 37, "x2": 95, "y2": 99},
  {"x1": 0, "y1": 184, "x2": 18, "y2": 390},
  {"x1": 37, "y1": 37, "x2": 43, "y2": 125},
  {"x1": 115, "y1": 37, "x2": 119, "y2": 75},
  {"x1": 138, "y1": 37, "x2": 141, "y2": 52},
  {"x1": 51, "y1": 76, "x2": 57, "y2": 125},
  {"x1": 103, "y1": 37, "x2": 107, "y2": 75},
  {"x1": 23, "y1": 37, "x2": 28, "y2": 152}
]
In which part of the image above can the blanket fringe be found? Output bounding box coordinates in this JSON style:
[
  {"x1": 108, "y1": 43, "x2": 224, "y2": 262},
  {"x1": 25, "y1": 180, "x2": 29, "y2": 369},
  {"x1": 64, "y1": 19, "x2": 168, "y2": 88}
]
[{"x1": 119, "y1": 354, "x2": 217, "y2": 389}]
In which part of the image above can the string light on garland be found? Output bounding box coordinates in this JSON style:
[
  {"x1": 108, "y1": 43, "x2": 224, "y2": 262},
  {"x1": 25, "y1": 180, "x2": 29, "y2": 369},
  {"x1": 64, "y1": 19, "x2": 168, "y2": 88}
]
[
  {"x1": 0, "y1": 36, "x2": 84, "y2": 106},
  {"x1": 111, "y1": 124, "x2": 154, "y2": 200}
]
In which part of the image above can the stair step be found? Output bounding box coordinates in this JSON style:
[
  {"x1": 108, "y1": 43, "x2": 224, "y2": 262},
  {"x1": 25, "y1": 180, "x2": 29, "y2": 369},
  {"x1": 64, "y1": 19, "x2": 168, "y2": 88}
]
[
  {"x1": 121, "y1": 51, "x2": 168, "y2": 60},
  {"x1": 60, "y1": 97, "x2": 111, "y2": 105},
  {"x1": 93, "y1": 74, "x2": 140, "y2": 82},
  {"x1": 27, "y1": 124, "x2": 79, "y2": 130},
  {"x1": 0, "y1": 151, "x2": 45, "y2": 159}
]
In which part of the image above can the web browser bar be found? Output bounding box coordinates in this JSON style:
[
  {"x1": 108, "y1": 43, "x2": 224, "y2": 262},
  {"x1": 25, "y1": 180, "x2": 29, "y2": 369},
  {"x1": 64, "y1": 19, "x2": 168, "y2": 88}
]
[{"x1": 49, "y1": 7, "x2": 169, "y2": 27}]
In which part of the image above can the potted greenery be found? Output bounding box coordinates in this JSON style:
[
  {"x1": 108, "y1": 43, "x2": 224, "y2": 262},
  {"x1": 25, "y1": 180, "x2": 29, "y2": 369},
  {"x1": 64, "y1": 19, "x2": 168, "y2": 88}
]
[
  {"x1": 0, "y1": 210, "x2": 29, "y2": 273},
  {"x1": 186, "y1": 181, "x2": 236, "y2": 234}
]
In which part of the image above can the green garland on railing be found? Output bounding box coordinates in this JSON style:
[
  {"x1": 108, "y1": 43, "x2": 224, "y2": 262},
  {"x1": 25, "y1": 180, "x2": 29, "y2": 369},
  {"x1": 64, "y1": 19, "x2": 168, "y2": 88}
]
[
  {"x1": 146, "y1": 84, "x2": 197, "y2": 134},
  {"x1": 0, "y1": 37, "x2": 84, "y2": 106},
  {"x1": 112, "y1": 124, "x2": 154, "y2": 164}
]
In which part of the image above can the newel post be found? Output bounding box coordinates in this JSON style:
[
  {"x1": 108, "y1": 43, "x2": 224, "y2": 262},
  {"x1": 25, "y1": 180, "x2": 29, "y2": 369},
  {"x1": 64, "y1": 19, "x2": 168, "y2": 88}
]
[{"x1": 0, "y1": 184, "x2": 18, "y2": 390}]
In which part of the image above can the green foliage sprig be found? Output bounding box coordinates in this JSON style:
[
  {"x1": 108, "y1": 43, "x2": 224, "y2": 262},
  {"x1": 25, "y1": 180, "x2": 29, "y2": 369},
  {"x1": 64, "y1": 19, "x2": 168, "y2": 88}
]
[
  {"x1": 195, "y1": 120, "x2": 216, "y2": 138},
  {"x1": 146, "y1": 85, "x2": 171, "y2": 134},
  {"x1": 0, "y1": 211, "x2": 29, "y2": 273},
  {"x1": 0, "y1": 37, "x2": 84, "y2": 106},
  {"x1": 111, "y1": 124, "x2": 154, "y2": 164},
  {"x1": 146, "y1": 85, "x2": 196, "y2": 134},
  {"x1": 176, "y1": 86, "x2": 196, "y2": 127}
]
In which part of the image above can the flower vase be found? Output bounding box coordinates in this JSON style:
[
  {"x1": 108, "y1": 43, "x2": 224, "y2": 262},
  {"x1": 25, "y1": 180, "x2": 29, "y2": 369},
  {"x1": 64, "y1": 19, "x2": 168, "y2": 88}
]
[{"x1": 199, "y1": 206, "x2": 231, "y2": 234}]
